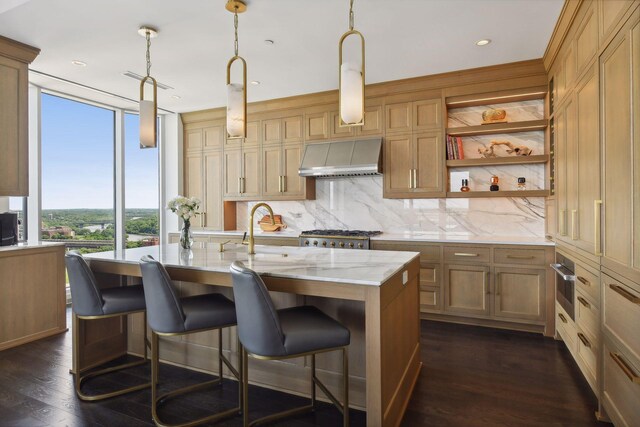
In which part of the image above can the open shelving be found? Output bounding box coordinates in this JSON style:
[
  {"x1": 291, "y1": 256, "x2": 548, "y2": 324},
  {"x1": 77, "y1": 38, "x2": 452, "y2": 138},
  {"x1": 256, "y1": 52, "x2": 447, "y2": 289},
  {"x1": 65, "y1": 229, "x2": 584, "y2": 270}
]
[{"x1": 445, "y1": 90, "x2": 549, "y2": 197}]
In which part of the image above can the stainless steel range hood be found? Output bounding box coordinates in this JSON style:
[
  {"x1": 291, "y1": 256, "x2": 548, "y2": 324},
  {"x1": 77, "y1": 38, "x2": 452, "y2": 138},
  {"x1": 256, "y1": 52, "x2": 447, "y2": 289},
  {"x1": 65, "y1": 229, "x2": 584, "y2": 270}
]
[{"x1": 298, "y1": 138, "x2": 382, "y2": 178}]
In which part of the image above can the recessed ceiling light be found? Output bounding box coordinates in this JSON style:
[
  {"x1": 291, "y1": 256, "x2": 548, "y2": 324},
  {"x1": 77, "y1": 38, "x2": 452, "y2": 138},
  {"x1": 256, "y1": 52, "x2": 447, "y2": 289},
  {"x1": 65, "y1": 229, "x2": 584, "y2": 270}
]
[
  {"x1": 264, "y1": 39, "x2": 274, "y2": 45},
  {"x1": 250, "y1": 80, "x2": 261, "y2": 85},
  {"x1": 476, "y1": 39, "x2": 491, "y2": 46},
  {"x1": 171, "y1": 95, "x2": 181, "y2": 100},
  {"x1": 71, "y1": 60, "x2": 87, "y2": 67}
]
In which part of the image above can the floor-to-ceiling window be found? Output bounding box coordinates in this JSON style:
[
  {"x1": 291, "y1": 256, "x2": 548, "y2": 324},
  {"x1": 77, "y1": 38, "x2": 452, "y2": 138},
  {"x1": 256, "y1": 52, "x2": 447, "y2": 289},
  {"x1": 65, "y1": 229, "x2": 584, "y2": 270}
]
[
  {"x1": 124, "y1": 112, "x2": 160, "y2": 247},
  {"x1": 40, "y1": 93, "x2": 115, "y2": 253}
]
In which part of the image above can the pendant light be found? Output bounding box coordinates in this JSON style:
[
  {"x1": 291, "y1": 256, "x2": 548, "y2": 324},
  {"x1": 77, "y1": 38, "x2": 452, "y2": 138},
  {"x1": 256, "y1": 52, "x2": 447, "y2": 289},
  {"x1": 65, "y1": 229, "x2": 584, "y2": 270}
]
[
  {"x1": 138, "y1": 26, "x2": 158, "y2": 148},
  {"x1": 226, "y1": 0, "x2": 247, "y2": 139},
  {"x1": 339, "y1": 0, "x2": 365, "y2": 127}
]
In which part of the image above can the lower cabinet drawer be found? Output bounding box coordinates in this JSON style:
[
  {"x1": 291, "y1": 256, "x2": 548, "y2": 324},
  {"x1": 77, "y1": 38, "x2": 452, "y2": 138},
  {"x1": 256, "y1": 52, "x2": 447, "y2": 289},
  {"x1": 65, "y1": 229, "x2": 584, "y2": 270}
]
[
  {"x1": 575, "y1": 290, "x2": 599, "y2": 339},
  {"x1": 556, "y1": 302, "x2": 576, "y2": 352},
  {"x1": 444, "y1": 246, "x2": 490, "y2": 263},
  {"x1": 575, "y1": 263, "x2": 600, "y2": 305},
  {"x1": 603, "y1": 342, "x2": 640, "y2": 427},
  {"x1": 420, "y1": 286, "x2": 441, "y2": 313},
  {"x1": 493, "y1": 247, "x2": 546, "y2": 265},
  {"x1": 575, "y1": 327, "x2": 598, "y2": 388},
  {"x1": 603, "y1": 274, "x2": 640, "y2": 363}
]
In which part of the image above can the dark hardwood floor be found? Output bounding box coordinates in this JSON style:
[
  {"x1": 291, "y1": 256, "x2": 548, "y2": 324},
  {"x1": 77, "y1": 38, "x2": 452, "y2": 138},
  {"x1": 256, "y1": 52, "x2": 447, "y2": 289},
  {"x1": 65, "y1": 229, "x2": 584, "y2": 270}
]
[{"x1": 0, "y1": 310, "x2": 607, "y2": 426}]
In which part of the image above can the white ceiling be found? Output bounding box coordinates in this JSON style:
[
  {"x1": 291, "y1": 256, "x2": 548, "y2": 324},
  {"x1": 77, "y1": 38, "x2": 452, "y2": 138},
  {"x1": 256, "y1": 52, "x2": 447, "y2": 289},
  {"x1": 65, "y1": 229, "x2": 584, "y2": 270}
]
[{"x1": 0, "y1": 0, "x2": 564, "y2": 114}]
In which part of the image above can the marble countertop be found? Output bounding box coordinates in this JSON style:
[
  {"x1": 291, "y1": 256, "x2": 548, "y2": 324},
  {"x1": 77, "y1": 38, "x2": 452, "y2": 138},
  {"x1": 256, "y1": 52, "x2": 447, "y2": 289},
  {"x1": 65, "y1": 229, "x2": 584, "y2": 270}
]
[
  {"x1": 181, "y1": 230, "x2": 554, "y2": 246},
  {"x1": 85, "y1": 243, "x2": 419, "y2": 287}
]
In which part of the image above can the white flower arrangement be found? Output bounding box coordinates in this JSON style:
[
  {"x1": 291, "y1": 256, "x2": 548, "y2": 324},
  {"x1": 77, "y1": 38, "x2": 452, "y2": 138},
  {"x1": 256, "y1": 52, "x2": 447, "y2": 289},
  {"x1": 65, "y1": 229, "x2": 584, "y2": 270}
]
[{"x1": 167, "y1": 196, "x2": 201, "y2": 223}]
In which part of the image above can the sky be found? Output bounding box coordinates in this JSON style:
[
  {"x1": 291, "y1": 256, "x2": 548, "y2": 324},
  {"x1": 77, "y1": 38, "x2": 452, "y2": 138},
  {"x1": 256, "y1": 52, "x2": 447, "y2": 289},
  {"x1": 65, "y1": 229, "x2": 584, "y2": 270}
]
[{"x1": 40, "y1": 94, "x2": 159, "y2": 210}]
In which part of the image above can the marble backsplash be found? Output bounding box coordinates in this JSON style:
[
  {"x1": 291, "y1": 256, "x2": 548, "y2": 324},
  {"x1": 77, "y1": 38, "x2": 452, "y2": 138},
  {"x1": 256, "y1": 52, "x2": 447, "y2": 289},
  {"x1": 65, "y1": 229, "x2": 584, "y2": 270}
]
[{"x1": 237, "y1": 176, "x2": 545, "y2": 237}]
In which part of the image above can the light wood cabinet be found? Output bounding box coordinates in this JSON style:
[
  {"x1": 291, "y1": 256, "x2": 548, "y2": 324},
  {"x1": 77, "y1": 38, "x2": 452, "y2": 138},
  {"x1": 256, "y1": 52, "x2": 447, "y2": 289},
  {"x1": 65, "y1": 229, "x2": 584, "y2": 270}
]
[
  {"x1": 223, "y1": 148, "x2": 242, "y2": 198},
  {"x1": 261, "y1": 141, "x2": 313, "y2": 200},
  {"x1": 493, "y1": 267, "x2": 545, "y2": 322},
  {"x1": 304, "y1": 111, "x2": 329, "y2": 141},
  {"x1": 444, "y1": 264, "x2": 490, "y2": 318},
  {"x1": 555, "y1": 63, "x2": 601, "y2": 258},
  {"x1": 383, "y1": 132, "x2": 444, "y2": 198},
  {"x1": 385, "y1": 98, "x2": 442, "y2": 134},
  {"x1": 357, "y1": 102, "x2": 384, "y2": 136},
  {"x1": 600, "y1": 8, "x2": 640, "y2": 283},
  {"x1": 0, "y1": 245, "x2": 66, "y2": 351},
  {"x1": 0, "y1": 37, "x2": 39, "y2": 196},
  {"x1": 263, "y1": 116, "x2": 303, "y2": 144},
  {"x1": 184, "y1": 123, "x2": 231, "y2": 229},
  {"x1": 329, "y1": 110, "x2": 356, "y2": 139},
  {"x1": 419, "y1": 264, "x2": 441, "y2": 313},
  {"x1": 575, "y1": 2, "x2": 599, "y2": 77}
]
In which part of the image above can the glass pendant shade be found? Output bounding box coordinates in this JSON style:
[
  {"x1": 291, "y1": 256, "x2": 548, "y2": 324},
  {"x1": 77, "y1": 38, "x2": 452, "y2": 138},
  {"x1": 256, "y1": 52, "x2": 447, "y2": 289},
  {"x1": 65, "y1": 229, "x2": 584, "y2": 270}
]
[
  {"x1": 340, "y1": 61, "x2": 363, "y2": 125},
  {"x1": 226, "y1": 83, "x2": 245, "y2": 138},
  {"x1": 139, "y1": 99, "x2": 156, "y2": 148}
]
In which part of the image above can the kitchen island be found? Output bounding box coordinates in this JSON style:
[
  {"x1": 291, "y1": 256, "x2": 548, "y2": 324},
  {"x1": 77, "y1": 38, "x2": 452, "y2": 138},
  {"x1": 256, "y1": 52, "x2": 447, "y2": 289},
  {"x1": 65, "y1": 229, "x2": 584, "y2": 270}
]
[{"x1": 83, "y1": 243, "x2": 421, "y2": 427}]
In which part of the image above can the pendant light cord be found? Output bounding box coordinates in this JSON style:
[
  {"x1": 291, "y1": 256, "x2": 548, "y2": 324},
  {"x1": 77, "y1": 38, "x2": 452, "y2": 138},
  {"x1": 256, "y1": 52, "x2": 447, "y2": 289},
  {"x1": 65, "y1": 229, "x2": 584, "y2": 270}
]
[
  {"x1": 349, "y1": 0, "x2": 354, "y2": 31},
  {"x1": 234, "y1": 7, "x2": 239, "y2": 56},
  {"x1": 145, "y1": 30, "x2": 152, "y2": 77}
]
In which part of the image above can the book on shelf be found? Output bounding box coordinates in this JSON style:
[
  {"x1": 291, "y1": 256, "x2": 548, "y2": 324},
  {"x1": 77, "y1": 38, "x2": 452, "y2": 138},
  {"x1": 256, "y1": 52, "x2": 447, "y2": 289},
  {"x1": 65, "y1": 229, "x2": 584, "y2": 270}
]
[
  {"x1": 456, "y1": 136, "x2": 464, "y2": 160},
  {"x1": 446, "y1": 135, "x2": 465, "y2": 160}
]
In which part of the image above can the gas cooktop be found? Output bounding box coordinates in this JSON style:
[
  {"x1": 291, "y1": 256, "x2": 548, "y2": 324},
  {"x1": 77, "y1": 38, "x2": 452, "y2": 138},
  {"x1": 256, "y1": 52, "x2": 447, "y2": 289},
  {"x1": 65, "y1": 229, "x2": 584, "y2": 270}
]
[{"x1": 299, "y1": 230, "x2": 383, "y2": 237}]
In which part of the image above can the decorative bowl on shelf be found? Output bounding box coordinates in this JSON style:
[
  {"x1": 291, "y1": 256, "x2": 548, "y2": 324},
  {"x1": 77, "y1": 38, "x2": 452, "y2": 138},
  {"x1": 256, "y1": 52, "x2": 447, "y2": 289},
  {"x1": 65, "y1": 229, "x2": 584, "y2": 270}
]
[{"x1": 481, "y1": 108, "x2": 507, "y2": 124}]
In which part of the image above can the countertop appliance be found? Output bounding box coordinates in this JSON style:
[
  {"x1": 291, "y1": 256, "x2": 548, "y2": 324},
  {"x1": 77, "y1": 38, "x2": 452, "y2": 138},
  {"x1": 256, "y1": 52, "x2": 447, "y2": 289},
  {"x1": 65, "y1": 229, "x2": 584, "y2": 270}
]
[
  {"x1": 299, "y1": 230, "x2": 382, "y2": 250},
  {"x1": 298, "y1": 138, "x2": 382, "y2": 178},
  {"x1": 551, "y1": 253, "x2": 576, "y2": 320},
  {"x1": 0, "y1": 212, "x2": 18, "y2": 246}
]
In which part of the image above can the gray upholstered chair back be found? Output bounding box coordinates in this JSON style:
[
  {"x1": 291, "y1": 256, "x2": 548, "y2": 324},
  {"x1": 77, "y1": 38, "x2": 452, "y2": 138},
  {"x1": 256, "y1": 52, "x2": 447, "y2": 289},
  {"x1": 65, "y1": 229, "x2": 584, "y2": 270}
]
[
  {"x1": 65, "y1": 251, "x2": 104, "y2": 316},
  {"x1": 230, "y1": 261, "x2": 286, "y2": 357},
  {"x1": 139, "y1": 255, "x2": 186, "y2": 333}
]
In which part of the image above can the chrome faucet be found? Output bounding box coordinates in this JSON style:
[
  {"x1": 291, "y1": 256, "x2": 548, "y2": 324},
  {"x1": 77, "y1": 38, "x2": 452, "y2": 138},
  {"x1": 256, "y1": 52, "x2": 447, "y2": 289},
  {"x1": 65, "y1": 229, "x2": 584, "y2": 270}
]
[{"x1": 247, "y1": 203, "x2": 275, "y2": 255}]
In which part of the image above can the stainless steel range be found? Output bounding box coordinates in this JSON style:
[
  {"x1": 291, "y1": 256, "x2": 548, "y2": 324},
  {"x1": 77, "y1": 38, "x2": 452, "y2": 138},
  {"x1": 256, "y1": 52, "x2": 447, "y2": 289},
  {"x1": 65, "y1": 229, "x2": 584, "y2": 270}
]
[{"x1": 299, "y1": 230, "x2": 382, "y2": 250}]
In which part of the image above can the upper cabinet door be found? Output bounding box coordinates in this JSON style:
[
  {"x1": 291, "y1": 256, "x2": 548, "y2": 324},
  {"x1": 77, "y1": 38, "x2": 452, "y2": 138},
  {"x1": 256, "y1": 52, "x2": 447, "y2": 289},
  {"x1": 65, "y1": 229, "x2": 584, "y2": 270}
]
[
  {"x1": 185, "y1": 128, "x2": 203, "y2": 152},
  {"x1": 413, "y1": 99, "x2": 442, "y2": 131},
  {"x1": 385, "y1": 102, "x2": 412, "y2": 134},
  {"x1": 305, "y1": 111, "x2": 329, "y2": 141},
  {"x1": 383, "y1": 134, "x2": 413, "y2": 197},
  {"x1": 241, "y1": 147, "x2": 261, "y2": 199},
  {"x1": 574, "y1": 65, "x2": 600, "y2": 256},
  {"x1": 262, "y1": 144, "x2": 282, "y2": 197},
  {"x1": 413, "y1": 131, "x2": 444, "y2": 195},
  {"x1": 244, "y1": 120, "x2": 261, "y2": 147},
  {"x1": 632, "y1": 15, "x2": 640, "y2": 276},
  {"x1": 204, "y1": 124, "x2": 224, "y2": 150},
  {"x1": 204, "y1": 151, "x2": 223, "y2": 230},
  {"x1": 282, "y1": 143, "x2": 305, "y2": 197},
  {"x1": 599, "y1": 0, "x2": 635, "y2": 41},
  {"x1": 223, "y1": 149, "x2": 242, "y2": 198},
  {"x1": 575, "y1": 3, "x2": 598, "y2": 77},
  {"x1": 357, "y1": 102, "x2": 384, "y2": 136},
  {"x1": 262, "y1": 118, "x2": 282, "y2": 144},
  {"x1": 185, "y1": 152, "x2": 204, "y2": 226},
  {"x1": 600, "y1": 10, "x2": 636, "y2": 277},
  {"x1": 282, "y1": 115, "x2": 303, "y2": 143}
]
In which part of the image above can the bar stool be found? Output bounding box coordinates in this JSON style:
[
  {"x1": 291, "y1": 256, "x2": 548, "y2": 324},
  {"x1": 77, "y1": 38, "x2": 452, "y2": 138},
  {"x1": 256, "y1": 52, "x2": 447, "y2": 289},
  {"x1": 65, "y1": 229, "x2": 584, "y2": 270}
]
[
  {"x1": 65, "y1": 251, "x2": 150, "y2": 401},
  {"x1": 230, "y1": 261, "x2": 350, "y2": 427},
  {"x1": 139, "y1": 255, "x2": 241, "y2": 427}
]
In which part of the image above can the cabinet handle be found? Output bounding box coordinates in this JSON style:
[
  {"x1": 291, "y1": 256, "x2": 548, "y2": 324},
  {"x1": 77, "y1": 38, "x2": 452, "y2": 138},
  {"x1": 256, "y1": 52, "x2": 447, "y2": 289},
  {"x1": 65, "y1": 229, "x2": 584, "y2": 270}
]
[
  {"x1": 408, "y1": 169, "x2": 413, "y2": 189},
  {"x1": 485, "y1": 271, "x2": 490, "y2": 294},
  {"x1": 282, "y1": 175, "x2": 287, "y2": 193},
  {"x1": 594, "y1": 200, "x2": 602, "y2": 256},
  {"x1": 506, "y1": 255, "x2": 535, "y2": 260},
  {"x1": 454, "y1": 253, "x2": 479, "y2": 257},
  {"x1": 413, "y1": 169, "x2": 417, "y2": 189},
  {"x1": 609, "y1": 352, "x2": 640, "y2": 385},
  {"x1": 242, "y1": 177, "x2": 246, "y2": 194},
  {"x1": 558, "y1": 313, "x2": 568, "y2": 324},
  {"x1": 571, "y1": 209, "x2": 578, "y2": 240},
  {"x1": 201, "y1": 212, "x2": 206, "y2": 227},
  {"x1": 577, "y1": 332, "x2": 591, "y2": 348},
  {"x1": 278, "y1": 176, "x2": 282, "y2": 193},
  {"x1": 577, "y1": 276, "x2": 589, "y2": 286},
  {"x1": 610, "y1": 284, "x2": 640, "y2": 305},
  {"x1": 238, "y1": 177, "x2": 242, "y2": 194},
  {"x1": 577, "y1": 296, "x2": 591, "y2": 309}
]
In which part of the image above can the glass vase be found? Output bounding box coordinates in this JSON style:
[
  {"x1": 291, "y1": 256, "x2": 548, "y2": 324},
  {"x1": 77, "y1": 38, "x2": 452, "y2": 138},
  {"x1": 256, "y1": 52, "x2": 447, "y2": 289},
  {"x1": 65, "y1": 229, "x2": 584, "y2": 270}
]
[{"x1": 179, "y1": 220, "x2": 193, "y2": 250}]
